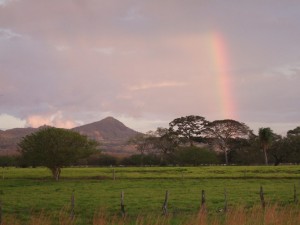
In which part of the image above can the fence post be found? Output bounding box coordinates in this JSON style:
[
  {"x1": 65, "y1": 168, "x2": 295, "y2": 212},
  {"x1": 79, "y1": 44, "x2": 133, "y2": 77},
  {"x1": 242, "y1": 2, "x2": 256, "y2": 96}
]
[
  {"x1": 120, "y1": 191, "x2": 125, "y2": 217},
  {"x1": 260, "y1": 186, "x2": 265, "y2": 209},
  {"x1": 294, "y1": 184, "x2": 298, "y2": 204},
  {"x1": 201, "y1": 190, "x2": 206, "y2": 210},
  {"x1": 70, "y1": 190, "x2": 75, "y2": 220},
  {"x1": 113, "y1": 169, "x2": 116, "y2": 181},
  {"x1": 162, "y1": 190, "x2": 169, "y2": 216},
  {"x1": 224, "y1": 188, "x2": 228, "y2": 212}
]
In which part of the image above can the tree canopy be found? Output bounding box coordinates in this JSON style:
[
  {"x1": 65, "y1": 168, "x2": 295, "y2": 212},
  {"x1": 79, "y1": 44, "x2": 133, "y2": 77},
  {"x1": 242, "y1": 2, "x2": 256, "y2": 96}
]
[
  {"x1": 18, "y1": 127, "x2": 99, "y2": 181},
  {"x1": 169, "y1": 115, "x2": 208, "y2": 146},
  {"x1": 258, "y1": 127, "x2": 274, "y2": 165},
  {"x1": 287, "y1": 127, "x2": 300, "y2": 137},
  {"x1": 205, "y1": 119, "x2": 252, "y2": 165}
]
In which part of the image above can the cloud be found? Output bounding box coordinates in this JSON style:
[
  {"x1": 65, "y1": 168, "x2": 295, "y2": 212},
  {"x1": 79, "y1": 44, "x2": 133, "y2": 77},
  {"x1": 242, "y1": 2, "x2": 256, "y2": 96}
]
[
  {"x1": 0, "y1": 114, "x2": 26, "y2": 130},
  {"x1": 0, "y1": 0, "x2": 300, "y2": 134},
  {"x1": 120, "y1": 6, "x2": 143, "y2": 21},
  {"x1": 25, "y1": 111, "x2": 79, "y2": 129},
  {"x1": 0, "y1": 28, "x2": 23, "y2": 40},
  {"x1": 93, "y1": 47, "x2": 115, "y2": 55},
  {"x1": 0, "y1": 0, "x2": 13, "y2": 7},
  {"x1": 128, "y1": 81, "x2": 188, "y2": 91},
  {"x1": 265, "y1": 63, "x2": 300, "y2": 78},
  {"x1": 55, "y1": 45, "x2": 70, "y2": 51}
]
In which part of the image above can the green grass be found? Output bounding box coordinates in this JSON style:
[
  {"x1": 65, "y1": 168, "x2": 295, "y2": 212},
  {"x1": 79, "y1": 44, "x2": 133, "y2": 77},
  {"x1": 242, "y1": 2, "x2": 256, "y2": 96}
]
[
  {"x1": 3, "y1": 165, "x2": 300, "y2": 180},
  {"x1": 1, "y1": 166, "x2": 300, "y2": 224}
]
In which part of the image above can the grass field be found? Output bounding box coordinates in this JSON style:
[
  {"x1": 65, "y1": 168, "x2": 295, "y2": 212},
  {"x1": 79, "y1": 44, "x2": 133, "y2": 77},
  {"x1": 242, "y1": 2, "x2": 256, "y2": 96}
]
[{"x1": 1, "y1": 166, "x2": 300, "y2": 224}]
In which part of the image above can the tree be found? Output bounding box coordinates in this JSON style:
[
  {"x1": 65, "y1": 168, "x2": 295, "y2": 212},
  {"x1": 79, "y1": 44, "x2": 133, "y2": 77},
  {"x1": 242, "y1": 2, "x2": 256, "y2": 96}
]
[
  {"x1": 269, "y1": 136, "x2": 291, "y2": 166},
  {"x1": 287, "y1": 127, "x2": 300, "y2": 137},
  {"x1": 283, "y1": 135, "x2": 300, "y2": 164},
  {"x1": 205, "y1": 119, "x2": 252, "y2": 165},
  {"x1": 169, "y1": 115, "x2": 208, "y2": 146},
  {"x1": 149, "y1": 127, "x2": 180, "y2": 164},
  {"x1": 18, "y1": 127, "x2": 99, "y2": 181},
  {"x1": 174, "y1": 146, "x2": 219, "y2": 166},
  {"x1": 128, "y1": 133, "x2": 154, "y2": 166},
  {"x1": 258, "y1": 127, "x2": 274, "y2": 165}
]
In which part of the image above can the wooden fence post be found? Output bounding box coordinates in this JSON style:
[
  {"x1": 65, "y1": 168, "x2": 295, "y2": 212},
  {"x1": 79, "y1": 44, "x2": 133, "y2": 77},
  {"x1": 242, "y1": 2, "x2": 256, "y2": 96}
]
[
  {"x1": 120, "y1": 191, "x2": 125, "y2": 217},
  {"x1": 294, "y1": 184, "x2": 298, "y2": 204},
  {"x1": 201, "y1": 190, "x2": 206, "y2": 210},
  {"x1": 113, "y1": 169, "x2": 116, "y2": 181},
  {"x1": 70, "y1": 190, "x2": 75, "y2": 220},
  {"x1": 260, "y1": 186, "x2": 265, "y2": 209},
  {"x1": 162, "y1": 190, "x2": 169, "y2": 216},
  {"x1": 224, "y1": 188, "x2": 228, "y2": 212}
]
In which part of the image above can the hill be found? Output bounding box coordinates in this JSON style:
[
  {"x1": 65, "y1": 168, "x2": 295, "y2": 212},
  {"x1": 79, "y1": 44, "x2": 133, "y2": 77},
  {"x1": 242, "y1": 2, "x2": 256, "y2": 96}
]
[
  {"x1": 0, "y1": 117, "x2": 139, "y2": 156},
  {"x1": 73, "y1": 117, "x2": 140, "y2": 155}
]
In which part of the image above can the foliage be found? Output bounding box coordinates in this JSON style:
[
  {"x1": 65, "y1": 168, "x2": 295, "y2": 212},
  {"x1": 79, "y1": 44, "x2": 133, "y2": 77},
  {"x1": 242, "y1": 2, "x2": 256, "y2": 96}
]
[
  {"x1": 229, "y1": 138, "x2": 265, "y2": 165},
  {"x1": 147, "y1": 127, "x2": 180, "y2": 164},
  {"x1": 287, "y1": 126, "x2": 300, "y2": 136},
  {"x1": 86, "y1": 153, "x2": 118, "y2": 166},
  {"x1": 174, "y1": 146, "x2": 219, "y2": 165},
  {"x1": 283, "y1": 135, "x2": 300, "y2": 164},
  {"x1": 205, "y1": 119, "x2": 252, "y2": 165},
  {"x1": 121, "y1": 153, "x2": 161, "y2": 166},
  {"x1": 128, "y1": 133, "x2": 155, "y2": 165},
  {"x1": 18, "y1": 127, "x2": 99, "y2": 180},
  {"x1": 0, "y1": 155, "x2": 19, "y2": 167},
  {"x1": 258, "y1": 127, "x2": 275, "y2": 165},
  {"x1": 169, "y1": 115, "x2": 208, "y2": 146}
]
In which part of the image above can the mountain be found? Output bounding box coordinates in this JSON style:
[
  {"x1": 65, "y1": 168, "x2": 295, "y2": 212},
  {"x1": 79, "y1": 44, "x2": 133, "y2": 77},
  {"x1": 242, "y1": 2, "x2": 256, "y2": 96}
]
[
  {"x1": 73, "y1": 117, "x2": 140, "y2": 155},
  {"x1": 0, "y1": 127, "x2": 38, "y2": 155},
  {"x1": 0, "y1": 117, "x2": 139, "y2": 156}
]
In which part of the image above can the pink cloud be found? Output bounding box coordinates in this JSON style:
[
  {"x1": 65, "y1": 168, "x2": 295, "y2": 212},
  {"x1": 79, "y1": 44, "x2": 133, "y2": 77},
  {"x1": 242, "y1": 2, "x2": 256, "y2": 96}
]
[{"x1": 26, "y1": 112, "x2": 78, "y2": 129}]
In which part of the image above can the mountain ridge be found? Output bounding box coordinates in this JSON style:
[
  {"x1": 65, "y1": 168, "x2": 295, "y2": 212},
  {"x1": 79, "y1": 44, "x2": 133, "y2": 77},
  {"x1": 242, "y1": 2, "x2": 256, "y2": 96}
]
[{"x1": 0, "y1": 117, "x2": 139, "y2": 156}]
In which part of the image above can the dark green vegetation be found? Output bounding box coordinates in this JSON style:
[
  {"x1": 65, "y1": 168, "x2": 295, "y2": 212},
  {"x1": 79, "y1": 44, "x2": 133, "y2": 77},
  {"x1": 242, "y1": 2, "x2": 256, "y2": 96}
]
[
  {"x1": 127, "y1": 116, "x2": 300, "y2": 166},
  {"x1": 1, "y1": 166, "x2": 300, "y2": 224},
  {"x1": 18, "y1": 127, "x2": 99, "y2": 181}
]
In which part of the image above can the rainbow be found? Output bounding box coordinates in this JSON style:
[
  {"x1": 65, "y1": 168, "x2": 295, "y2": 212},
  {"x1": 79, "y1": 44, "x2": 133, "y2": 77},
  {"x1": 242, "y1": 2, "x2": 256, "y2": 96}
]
[{"x1": 209, "y1": 32, "x2": 237, "y2": 120}]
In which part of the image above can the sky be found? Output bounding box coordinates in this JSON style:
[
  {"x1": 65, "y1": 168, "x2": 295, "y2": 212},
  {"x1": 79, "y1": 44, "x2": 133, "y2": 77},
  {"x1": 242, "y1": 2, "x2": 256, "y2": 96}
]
[{"x1": 0, "y1": 0, "x2": 300, "y2": 135}]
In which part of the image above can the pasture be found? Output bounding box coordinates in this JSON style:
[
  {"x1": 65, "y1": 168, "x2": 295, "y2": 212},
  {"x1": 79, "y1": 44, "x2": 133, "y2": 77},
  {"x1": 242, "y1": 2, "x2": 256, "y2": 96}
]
[{"x1": 1, "y1": 166, "x2": 300, "y2": 224}]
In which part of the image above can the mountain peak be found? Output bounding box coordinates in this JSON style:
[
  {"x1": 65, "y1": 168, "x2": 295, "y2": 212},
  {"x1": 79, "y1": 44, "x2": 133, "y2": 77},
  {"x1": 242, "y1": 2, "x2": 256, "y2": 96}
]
[
  {"x1": 0, "y1": 117, "x2": 140, "y2": 156},
  {"x1": 73, "y1": 116, "x2": 139, "y2": 141},
  {"x1": 102, "y1": 116, "x2": 116, "y2": 120},
  {"x1": 101, "y1": 116, "x2": 121, "y2": 123}
]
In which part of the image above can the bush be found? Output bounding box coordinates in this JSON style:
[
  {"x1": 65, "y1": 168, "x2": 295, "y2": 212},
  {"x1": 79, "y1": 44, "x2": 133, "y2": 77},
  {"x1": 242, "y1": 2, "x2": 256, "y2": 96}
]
[
  {"x1": 121, "y1": 154, "x2": 161, "y2": 166},
  {"x1": 86, "y1": 153, "x2": 118, "y2": 166},
  {"x1": 0, "y1": 155, "x2": 19, "y2": 167},
  {"x1": 174, "y1": 146, "x2": 219, "y2": 165}
]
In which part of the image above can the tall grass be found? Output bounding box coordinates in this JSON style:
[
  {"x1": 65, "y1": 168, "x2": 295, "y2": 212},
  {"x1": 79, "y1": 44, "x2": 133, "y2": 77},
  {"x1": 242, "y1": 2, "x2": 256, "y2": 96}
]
[{"x1": 1, "y1": 205, "x2": 300, "y2": 225}]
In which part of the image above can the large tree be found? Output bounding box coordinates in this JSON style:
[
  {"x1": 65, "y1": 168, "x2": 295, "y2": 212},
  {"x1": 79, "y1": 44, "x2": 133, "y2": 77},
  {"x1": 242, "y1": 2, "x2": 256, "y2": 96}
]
[
  {"x1": 258, "y1": 127, "x2": 274, "y2": 165},
  {"x1": 169, "y1": 115, "x2": 208, "y2": 146},
  {"x1": 149, "y1": 127, "x2": 180, "y2": 164},
  {"x1": 128, "y1": 133, "x2": 155, "y2": 165},
  {"x1": 19, "y1": 127, "x2": 99, "y2": 181},
  {"x1": 205, "y1": 119, "x2": 252, "y2": 165},
  {"x1": 269, "y1": 135, "x2": 292, "y2": 166},
  {"x1": 287, "y1": 126, "x2": 300, "y2": 137}
]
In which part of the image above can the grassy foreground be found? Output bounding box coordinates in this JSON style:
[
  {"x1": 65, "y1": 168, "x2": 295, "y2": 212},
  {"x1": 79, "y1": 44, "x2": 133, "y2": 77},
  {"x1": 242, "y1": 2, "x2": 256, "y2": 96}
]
[
  {"x1": 2, "y1": 205, "x2": 300, "y2": 225},
  {"x1": 1, "y1": 166, "x2": 300, "y2": 224}
]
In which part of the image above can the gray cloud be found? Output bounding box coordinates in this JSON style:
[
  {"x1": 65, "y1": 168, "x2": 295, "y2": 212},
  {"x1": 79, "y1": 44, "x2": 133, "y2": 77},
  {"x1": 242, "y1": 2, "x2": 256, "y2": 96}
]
[{"x1": 0, "y1": 0, "x2": 300, "y2": 134}]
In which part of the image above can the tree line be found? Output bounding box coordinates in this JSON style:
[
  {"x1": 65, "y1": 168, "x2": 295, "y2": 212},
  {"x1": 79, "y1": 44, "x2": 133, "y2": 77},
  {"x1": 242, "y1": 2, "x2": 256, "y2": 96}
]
[
  {"x1": 127, "y1": 115, "x2": 300, "y2": 166},
  {"x1": 0, "y1": 115, "x2": 300, "y2": 181}
]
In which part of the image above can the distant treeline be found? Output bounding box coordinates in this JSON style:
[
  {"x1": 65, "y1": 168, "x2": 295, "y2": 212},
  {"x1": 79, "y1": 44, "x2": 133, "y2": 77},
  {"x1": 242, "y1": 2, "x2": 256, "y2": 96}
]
[
  {"x1": 1, "y1": 141, "x2": 300, "y2": 167},
  {"x1": 2, "y1": 115, "x2": 300, "y2": 168}
]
